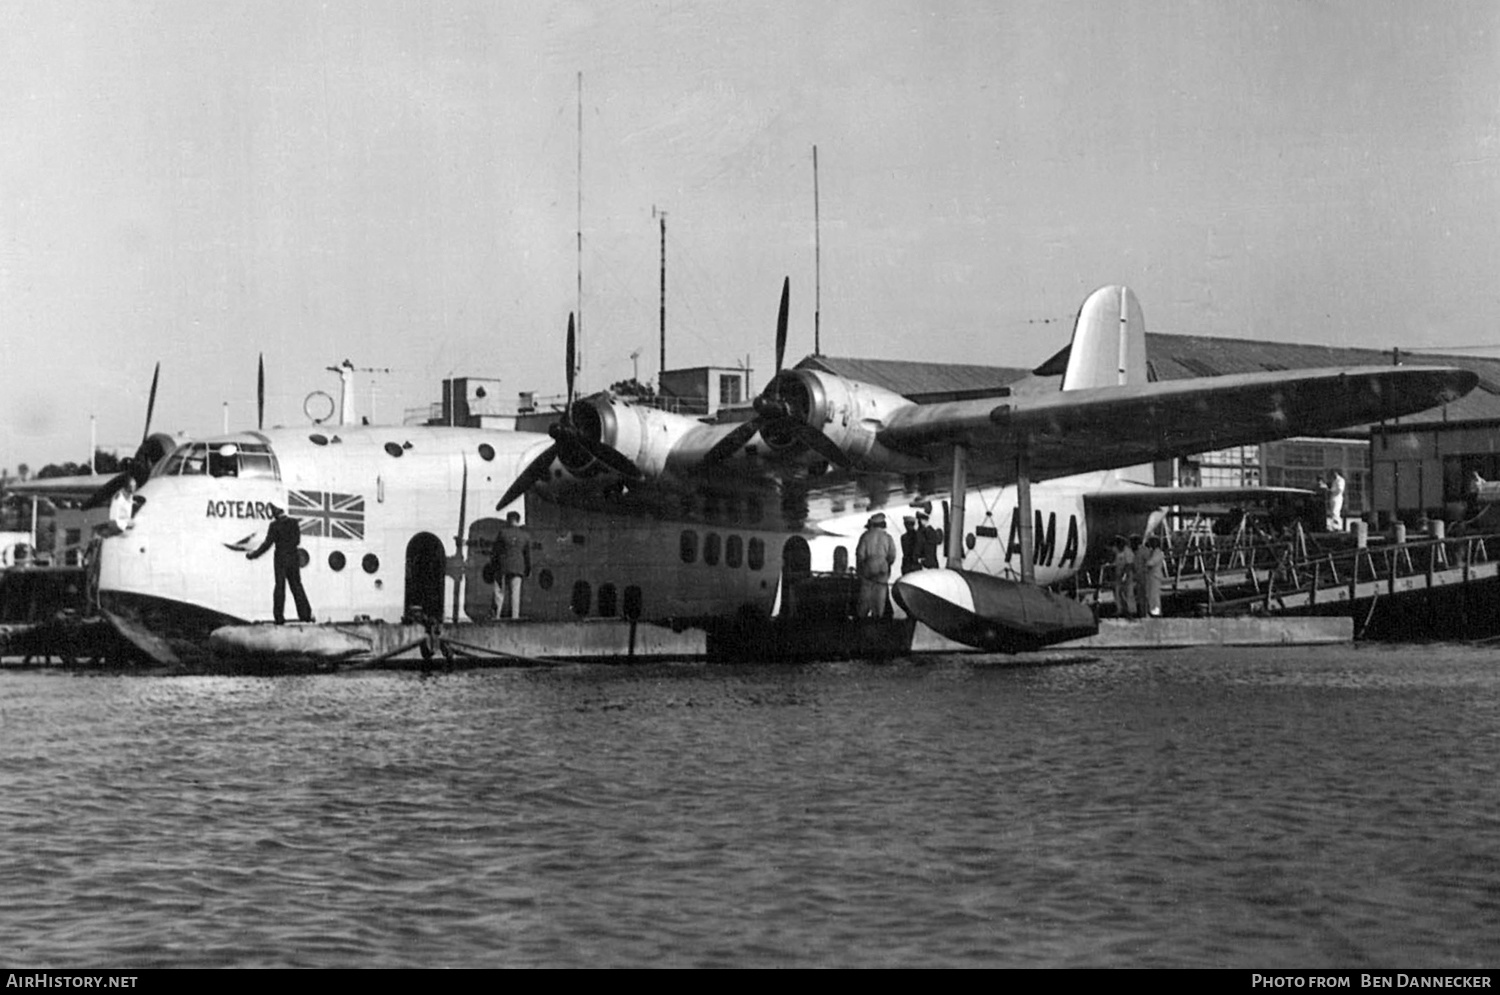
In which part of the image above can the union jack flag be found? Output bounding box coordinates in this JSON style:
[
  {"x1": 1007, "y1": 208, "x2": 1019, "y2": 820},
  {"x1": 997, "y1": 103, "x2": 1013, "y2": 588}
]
[{"x1": 287, "y1": 490, "x2": 366, "y2": 541}]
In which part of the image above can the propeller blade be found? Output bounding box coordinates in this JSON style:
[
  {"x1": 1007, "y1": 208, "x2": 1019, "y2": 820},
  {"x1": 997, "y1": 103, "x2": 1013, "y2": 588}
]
[
  {"x1": 576, "y1": 437, "x2": 643, "y2": 479},
  {"x1": 791, "y1": 424, "x2": 853, "y2": 468},
  {"x1": 495, "y1": 444, "x2": 558, "y2": 512},
  {"x1": 81, "y1": 470, "x2": 133, "y2": 510},
  {"x1": 703, "y1": 418, "x2": 763, "y2": 465},
  {"x1": 452, "y1": 456, "x2": 470, "y2": 619},
  {"x1": 142, "y1": 362, "x2": 160, "y2": 444},
  {"x1": 456, "y1": 455, "x2": 469, "y2": 545},
  {"x1": 774, "y1": 278, "x2": 789, "y2": 376},
  {"x1": 257, "y1": 354, "x2": 265, "y2": 431}
]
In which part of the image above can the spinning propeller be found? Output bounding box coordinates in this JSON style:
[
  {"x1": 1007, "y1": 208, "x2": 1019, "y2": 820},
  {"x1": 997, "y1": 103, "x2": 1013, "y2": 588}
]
[
  {"x1": 84, "y1": 362, "x2": 174, "y2": 509},
  {"x1": 494, "y1": 314, "x2": 642, "y2": 512},
  {"x1": 702, "y1": 278, "x2": 850, "y2": 468}
]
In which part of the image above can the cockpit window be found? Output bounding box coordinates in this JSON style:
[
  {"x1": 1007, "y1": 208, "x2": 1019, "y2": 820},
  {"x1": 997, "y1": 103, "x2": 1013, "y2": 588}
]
[
  {"x1": 154, "y1": 442, "x2": 280, "y2": 481},
  {"x1": 159, "y1": 443, "x2": 208, "y2": 476},
  {"x1": 236, "y1": 446, "x2": 278, "y2": 479}
]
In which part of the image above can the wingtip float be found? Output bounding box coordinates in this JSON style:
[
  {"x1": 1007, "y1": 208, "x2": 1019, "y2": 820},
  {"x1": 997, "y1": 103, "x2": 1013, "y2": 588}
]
[{"x1": 892, "y1": 569, "x2": 1099, "y2": 653}]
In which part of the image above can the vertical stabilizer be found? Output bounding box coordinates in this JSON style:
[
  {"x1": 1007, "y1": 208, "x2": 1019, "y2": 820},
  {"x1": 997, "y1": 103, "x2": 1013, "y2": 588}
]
[{"x1": 1061, "y1": 286, "x2": 1147, "y2": 390}]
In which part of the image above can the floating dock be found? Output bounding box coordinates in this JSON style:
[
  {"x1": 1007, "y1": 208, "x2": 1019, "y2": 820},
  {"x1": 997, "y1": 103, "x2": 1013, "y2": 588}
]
[{"x1": 193, "y1": 611, "x2": 1354, "y2": 669}]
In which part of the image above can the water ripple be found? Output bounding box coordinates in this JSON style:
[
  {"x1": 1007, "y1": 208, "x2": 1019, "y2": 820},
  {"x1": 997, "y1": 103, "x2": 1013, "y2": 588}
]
[{"x1": 3, "y1": 645, "x2": 1500, "y2": 966}]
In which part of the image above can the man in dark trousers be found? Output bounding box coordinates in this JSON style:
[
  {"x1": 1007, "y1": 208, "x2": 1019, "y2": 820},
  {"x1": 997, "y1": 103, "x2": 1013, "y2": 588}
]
[
  {"x1": 490, "y1": 511, "x2": 531, "y2": 620},
  {"x1": 246, "y1": 503, "x2": 313, "y2": 624},
  {"x1": 900, "y1": 515, "x2": 923, "y2": 574},
  {"x1": 916, "y1": 508, "x2": 942, "y2": 568}
]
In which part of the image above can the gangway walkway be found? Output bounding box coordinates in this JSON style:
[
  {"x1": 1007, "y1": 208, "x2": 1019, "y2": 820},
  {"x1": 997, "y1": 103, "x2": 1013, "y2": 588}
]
[{"x1": 1072, "y1": 524, "x2": 1500, "y2": 634}]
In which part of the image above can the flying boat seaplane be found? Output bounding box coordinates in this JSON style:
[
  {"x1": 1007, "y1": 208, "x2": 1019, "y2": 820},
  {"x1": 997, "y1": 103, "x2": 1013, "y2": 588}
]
[{"x1": 43, "y1": 283, "x2": 1477, "y2": 665}]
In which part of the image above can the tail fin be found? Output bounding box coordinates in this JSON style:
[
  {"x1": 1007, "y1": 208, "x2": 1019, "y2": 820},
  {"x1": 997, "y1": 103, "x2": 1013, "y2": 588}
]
[{"x1": 1061, "y1": 285, "x2": 1148, "y2": 391}]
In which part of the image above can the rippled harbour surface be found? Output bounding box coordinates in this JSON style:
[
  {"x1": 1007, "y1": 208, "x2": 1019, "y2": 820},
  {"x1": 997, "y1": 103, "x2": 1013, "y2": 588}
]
[{"x1": 2, "y1": 642, "x2": 1498, "y2": 968}]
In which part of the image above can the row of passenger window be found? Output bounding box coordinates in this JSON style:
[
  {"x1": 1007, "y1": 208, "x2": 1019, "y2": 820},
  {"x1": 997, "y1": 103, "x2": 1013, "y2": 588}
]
[
  {"x1": 678, "y1": 531, "x2": 766, "y2": 569},
  {"x1": 567, "y1": 581, "x2": 644, "y2": 619},
  {"x1": 284, "y1": 549, "x2": 382, "y2": 575}
]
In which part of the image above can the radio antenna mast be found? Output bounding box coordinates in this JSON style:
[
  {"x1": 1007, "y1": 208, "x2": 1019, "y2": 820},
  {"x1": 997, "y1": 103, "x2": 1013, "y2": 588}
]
[
  {"x1": 813, "y1": 144, "x2": 822, "y2": 357},
  {"x1": 654, "y1": 205, "x2": 667, "y2": 378},
  {"x1": 576, "y1": 71, "x2": 584, "y2": 389}
]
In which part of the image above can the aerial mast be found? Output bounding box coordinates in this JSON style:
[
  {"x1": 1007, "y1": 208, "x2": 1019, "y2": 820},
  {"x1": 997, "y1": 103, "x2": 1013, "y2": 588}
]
[
  {"x1": 654, "y1": 206, "x2": 667, "y2": 379},
  {"x1": 813, "y1": 144, "x2": 822, "y2": 357},
  {"x1": 576, "y1": 71, "x2": 584, "y2": 390}
]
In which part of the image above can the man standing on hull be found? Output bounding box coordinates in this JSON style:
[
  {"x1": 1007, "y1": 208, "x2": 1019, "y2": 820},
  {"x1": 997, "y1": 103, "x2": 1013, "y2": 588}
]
[
  {"x1": 855, "y1": 512, "x2": 896, "y2": 619},
  {"x1": 246, "y1": 503, "x2": 314, "y2": 624},
  {"x1": 491, "y1": 511, "x2": 531, "y2": 620}
]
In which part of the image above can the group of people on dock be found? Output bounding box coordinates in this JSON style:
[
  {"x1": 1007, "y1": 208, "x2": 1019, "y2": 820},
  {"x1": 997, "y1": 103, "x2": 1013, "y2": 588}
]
[{"x1": 1108, "y1": 534, "x2": 1166, "y2": 619}]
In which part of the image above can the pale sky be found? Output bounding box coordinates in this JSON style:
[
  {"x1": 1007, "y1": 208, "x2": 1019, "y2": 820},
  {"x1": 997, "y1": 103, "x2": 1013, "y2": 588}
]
[{"x1": 4, "y1": 0, "x2": 1499, "y2": 471}]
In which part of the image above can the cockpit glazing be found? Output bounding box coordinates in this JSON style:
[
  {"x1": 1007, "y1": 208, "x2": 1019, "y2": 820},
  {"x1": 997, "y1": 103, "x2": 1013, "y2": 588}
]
[{"x1": 156, "y1": 442, "x2": 280, "y2": 481}]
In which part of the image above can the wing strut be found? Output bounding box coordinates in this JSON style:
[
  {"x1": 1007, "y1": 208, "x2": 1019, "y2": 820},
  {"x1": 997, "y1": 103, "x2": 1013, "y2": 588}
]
[
  {"x1": 946, "y1": 443, "x2": 969, "y2": 569},
  {"x1": 1016, "y1": 438, "x2": 1035, "y2": 584}
]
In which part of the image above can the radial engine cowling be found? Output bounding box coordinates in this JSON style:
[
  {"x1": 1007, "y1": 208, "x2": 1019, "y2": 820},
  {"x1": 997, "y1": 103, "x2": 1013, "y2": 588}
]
[
  {"x1": 559, "y1": 392, "x2": 704, "y2": 481},
  {"x1": 754, "y1": 369, "x2": 929, "y2": 472}
]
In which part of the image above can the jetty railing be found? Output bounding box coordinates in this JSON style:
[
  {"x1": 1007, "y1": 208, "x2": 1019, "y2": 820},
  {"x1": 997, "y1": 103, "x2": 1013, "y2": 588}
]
[{"x1": 1069, "y1": 525, "x2": 1499, "y2": 619}]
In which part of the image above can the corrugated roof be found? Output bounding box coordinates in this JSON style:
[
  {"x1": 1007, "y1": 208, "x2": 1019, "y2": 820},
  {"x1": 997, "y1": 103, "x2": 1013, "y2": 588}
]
[
  {"x1": 795, "y1": 356, "x2": 1031, "y2": 400},
  {"x1": 796, "y1": 334, "x2": 1500, "y2": 426}
]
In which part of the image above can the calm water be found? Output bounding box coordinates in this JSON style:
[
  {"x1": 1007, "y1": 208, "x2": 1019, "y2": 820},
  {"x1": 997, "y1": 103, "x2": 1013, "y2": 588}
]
[{"x1": 2, "y1": 643, "x2": 1498, "y2": 968}]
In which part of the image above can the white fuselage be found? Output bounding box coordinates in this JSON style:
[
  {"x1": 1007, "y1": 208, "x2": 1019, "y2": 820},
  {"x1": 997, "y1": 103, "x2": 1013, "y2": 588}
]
[
  {"x1": 809, "y1": 472, "x2": 1114, "y2": 586},
  {"x1": 95, "y1": 423, "x2": 1131, "y2": 650},
  {"x1": 95, "y1": 424, "x2": 796, "y2": 636}
]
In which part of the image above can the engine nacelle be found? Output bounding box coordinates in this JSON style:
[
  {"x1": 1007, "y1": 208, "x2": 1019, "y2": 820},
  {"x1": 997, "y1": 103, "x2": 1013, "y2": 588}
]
[
  {"x1": 757, "y1": 369, "x2": 930, "y2": 472},
  {"x1": 563, "y1": 392, "x2": 706, "y2": 480}
]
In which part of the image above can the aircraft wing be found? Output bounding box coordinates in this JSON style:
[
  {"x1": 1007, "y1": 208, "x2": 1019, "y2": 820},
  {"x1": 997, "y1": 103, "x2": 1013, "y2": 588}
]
[
  {"x1": 877, "y1": 365, "x2": 1475, "y2": 488},
  {"x1": 3, "y1": 474, "x2": 116, "y2": 501}
]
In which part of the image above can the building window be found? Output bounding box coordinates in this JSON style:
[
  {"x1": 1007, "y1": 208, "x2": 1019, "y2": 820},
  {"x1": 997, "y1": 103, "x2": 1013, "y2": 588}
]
[
  {"x1": 747, "y1": 537, "x2": 765, "y2": 571},
  {"x1": 719, "y1": 374, "x2": 742, "y2": 406},
  {"x1": 598, "y1": 583, "x2": 618, "y2": 617},
  {"x1": 704, "y1": 532, "x2": 721, "y2": 566},
  {"x1": 679, "y1": 530, "x2": 698, "y2": 564},
  {"x1": 725, "y1": 534, "x2": 743, "y2": 568}
]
